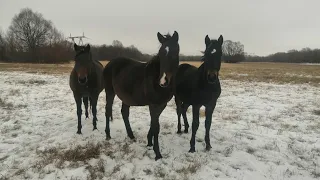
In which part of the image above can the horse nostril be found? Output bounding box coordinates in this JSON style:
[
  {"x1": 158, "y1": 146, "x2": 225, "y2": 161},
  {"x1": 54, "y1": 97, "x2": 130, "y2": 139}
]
[{"x1": 160, "y1": 80, "x2": 169, "y2": 87}]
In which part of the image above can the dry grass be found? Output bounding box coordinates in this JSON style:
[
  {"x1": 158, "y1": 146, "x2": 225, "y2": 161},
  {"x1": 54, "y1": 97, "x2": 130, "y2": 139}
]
[
  {"x1": 1, "y1": 61, "x2": 320, "y2": 85},
  {"x1": 186, "y1": 61, "x2": 320, "y2": 86},
  {"x1": 33, "y1": 142, "x2": 105, "y2": 170},
  {"x1": 17, "y1": 79, "x2": 47, "y2": 85},
  {"x1": 313, "y1": 110, "x2": 320, "y2": 116},
  {"x1": 176, "y1": 162, "x2": 202, "y2": 174},
  {"x1": 8, "y1": 89, "x2": 20, "y2": 96}
]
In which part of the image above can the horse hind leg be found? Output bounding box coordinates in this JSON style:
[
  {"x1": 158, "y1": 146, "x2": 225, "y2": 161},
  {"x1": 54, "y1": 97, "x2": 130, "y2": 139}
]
[
  {"x1": 121, "y1": 103, "x2": 135, "y2": 140},
  {"x1": 174, "y1": 96, "x2": 183, "y2": 134},
  {"x1": 105, "y1": 90, "x2": 115, "y2": 140},
  {"x1": 189, "y1": 105, "x2": 200, "y2": 153},
  {"x1": 83, "y1": 97, "x2": 89, "y2": 119},
  {"x1": 104, "y1": 64, "x2": 115, "y2": 140},
  {"x1": 182, "y1": 103, "x2": 190, "y2": 133}
]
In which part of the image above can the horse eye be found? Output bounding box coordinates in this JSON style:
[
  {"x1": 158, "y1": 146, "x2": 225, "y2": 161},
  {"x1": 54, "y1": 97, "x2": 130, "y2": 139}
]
[{"x1": 211, "y1": 49, "x2": 216, "y2": 54}]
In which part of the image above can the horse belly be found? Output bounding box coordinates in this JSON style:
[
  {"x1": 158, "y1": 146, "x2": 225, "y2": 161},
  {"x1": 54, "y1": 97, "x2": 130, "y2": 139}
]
[{"x1": 113, "y1": 80, "x2": 147, "y2": 106}]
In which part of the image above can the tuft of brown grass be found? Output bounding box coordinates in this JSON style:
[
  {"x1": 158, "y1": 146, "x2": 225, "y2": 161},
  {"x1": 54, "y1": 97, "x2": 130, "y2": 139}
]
[
  {"x1": 17, "y1": 79, "x2": 46, "y2": 85},
  {"x1": 176, "y1": 162, "x2": 202, "y2": 174},
  {"x1": 86, "y1": 160, "x2": 105, "y2": 180},
  {"x1": 313, "y1": 110, "x2": 320, "y2": 116},
  {"x1": 246, "y1": 147, "x2": 256, "y2": 154},
  {"x1": 0, "y1": 98, "x2": 14, "y2": 110},
  {"x1": 34, "y1": 142, "x2": 104, "y2": 170},
  {"x1": 8, "y1": 89, "x2": 20, "y2": 96}
]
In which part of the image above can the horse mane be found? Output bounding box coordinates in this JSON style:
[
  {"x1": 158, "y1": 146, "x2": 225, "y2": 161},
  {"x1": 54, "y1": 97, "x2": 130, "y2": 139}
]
[{"x1": 164, "y1": 33, "x2": 172, "y2": 38}]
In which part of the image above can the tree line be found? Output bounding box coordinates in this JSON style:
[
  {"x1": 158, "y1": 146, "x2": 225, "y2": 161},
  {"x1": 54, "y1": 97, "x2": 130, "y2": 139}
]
[
  {"x1": 0, "y1": 8, "x2": 148, "y2": 63},
  {"x1": 245, "y1": 48, "x2": 320, "y2": 63}
]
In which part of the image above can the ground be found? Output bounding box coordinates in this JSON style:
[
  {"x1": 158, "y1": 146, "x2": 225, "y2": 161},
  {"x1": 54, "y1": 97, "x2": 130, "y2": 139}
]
[{"x1": 0, "y1": 62, "x2": 320, "y2": 180}]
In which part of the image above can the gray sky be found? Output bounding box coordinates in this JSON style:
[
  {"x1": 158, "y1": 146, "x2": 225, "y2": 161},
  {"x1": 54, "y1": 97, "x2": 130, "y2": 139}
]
[{"x1": 1, "y1": 0, "x2": 319, "y2": 56}]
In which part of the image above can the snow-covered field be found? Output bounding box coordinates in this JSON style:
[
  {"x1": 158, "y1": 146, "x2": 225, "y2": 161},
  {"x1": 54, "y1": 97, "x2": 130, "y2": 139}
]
[{"x1": 0, "y1": 71, "x2": 320, "y2": 180}]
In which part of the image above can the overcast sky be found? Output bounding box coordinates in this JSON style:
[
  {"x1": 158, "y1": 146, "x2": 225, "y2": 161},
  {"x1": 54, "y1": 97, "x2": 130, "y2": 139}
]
[{"x1": 1, "y1": 0, "x2": 319, "y2": 56}]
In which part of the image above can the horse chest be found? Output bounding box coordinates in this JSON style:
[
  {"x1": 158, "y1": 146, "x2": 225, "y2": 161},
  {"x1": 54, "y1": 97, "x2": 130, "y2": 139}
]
[{"x1": 78, "y1": 85, "x2": 92, "y2": 97}]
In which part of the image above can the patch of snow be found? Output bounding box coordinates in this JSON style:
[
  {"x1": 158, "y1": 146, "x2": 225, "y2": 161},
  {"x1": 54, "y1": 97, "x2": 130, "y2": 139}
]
[{"x1": 0, "y1": 71, "x2": 319, "y2": 180}]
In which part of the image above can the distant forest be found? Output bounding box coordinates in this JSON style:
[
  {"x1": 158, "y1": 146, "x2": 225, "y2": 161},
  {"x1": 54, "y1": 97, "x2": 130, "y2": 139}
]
[{"x1": 0, "y1": 8, "x2": 319, "y2": 64}]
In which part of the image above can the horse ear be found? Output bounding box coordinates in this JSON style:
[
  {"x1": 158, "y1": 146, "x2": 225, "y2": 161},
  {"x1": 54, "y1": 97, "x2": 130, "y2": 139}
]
[
  {"x1": 172, "y1": 31, "x2": 179, "y2": 42},
  {"x1": 157, "y1": 32, "x2": 165, "y2": 44},
  {"x1": 85, "y1": 44, "x2": 90, "y2": 52},
  {"x1": 205, "y1": 35, "x2": 210, "y2": 46},
  {"x1": 218, "y1": 35, "x2": 223, "y2": 46},
  {"x1": 74, "y1": 43, "x2": 79, "y2": 51}
]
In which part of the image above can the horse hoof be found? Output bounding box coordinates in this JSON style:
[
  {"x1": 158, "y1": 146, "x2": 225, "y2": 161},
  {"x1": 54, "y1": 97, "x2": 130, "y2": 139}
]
[
  {"x1": 106, "y1": 136, "x2": 111, "y2": 140},
  {"x1": 155, "y1": 155, "x2": 163, "y2": 161},
  {"x1": 189, "y1": 148, "x2": 195, "y2": 153},
  {"x1": 93, "y1": 128, "x2": 98, "y2": 131},
  {"x1": 128, "y1": 135, "x2": 135, "y2": 140},
  {"x1": 129, "y1": 137, "x2": 136, "y2": 142},
  {"x1": 184, "y1": 129, "x2": 189, "y2": 133},
  {"x1": 177, "y1": 130, "x2": 182, "y2": 134},
  {"x1": 76, "y1": 131, "x2": 82, "y2": 134},
  {"x1": 206, "y1": 145, "x2": 212, "y2": 151},
  {"x1": 147, "y1": 144, "x2": 153, "y2": 149}
]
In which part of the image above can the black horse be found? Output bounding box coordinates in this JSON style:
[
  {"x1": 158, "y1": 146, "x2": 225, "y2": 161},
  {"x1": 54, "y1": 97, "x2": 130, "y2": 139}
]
[
  {"x1": 103, "y1": 31, "x2": 180, "y2": 160},
  {"x1": 174, "y1": 35, "x2": 223, "y2": 153},
  {"x1": 69, "y1": 43, "x2": 104, "y2": 134}
]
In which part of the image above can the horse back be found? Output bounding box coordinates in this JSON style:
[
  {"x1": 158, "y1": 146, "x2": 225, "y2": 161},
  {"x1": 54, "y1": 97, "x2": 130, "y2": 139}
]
[
  {"x1": 104, "y1": 57, "x2": 148, "y2": 105},
  {"x1": 175, "y1": 63, "x2": 198, "y2": 88}
]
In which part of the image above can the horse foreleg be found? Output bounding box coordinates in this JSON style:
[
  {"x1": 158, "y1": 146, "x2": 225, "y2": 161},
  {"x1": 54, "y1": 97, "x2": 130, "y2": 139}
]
[
  {"x1": 121, "y1": 103, "x2": 135, "y2": 140},
  {"x1": 189, "y1": 105, "x2": 200, "y2": 153},
  {"x1": 74, "y1": 95, "x2": 82, "y2": 134},
  {"x1": 149, "y1": 103, "x2": 166, "y2": 161},
  {"x1": 204, "y1": 102, "x2": 216, "y2": 151},
  {"x1": 91, "y1": 95, "x2": 98, "y2": 131},
  {"x1": 83, "y1": 97, "x2": 89, "y2": 119}
]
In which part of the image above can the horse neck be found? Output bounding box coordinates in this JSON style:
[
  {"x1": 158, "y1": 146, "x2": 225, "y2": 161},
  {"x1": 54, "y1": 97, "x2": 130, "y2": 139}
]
[
  {"x1": 197, "y1": 62, "x2": 209, "y2": 86},
  {"x1": 145, "y1": 54, "x2": 160, "y2": 70}
]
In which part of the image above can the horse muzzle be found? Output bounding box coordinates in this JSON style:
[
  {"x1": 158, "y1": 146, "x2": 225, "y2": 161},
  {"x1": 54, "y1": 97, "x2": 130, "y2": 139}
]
[
  {"x1": 207, "y1": 71, "x2": 218, "y2": 84},
  {"x1": 159, "y1": 72, "x2": 172, "y2": 88},
  {"x1": 78, "y1": 76, "x2": 88, "y2": 85}
]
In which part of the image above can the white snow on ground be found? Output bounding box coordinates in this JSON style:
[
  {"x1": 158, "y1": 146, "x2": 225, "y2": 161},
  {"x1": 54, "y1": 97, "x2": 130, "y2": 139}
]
[{"x1": 0, "y1": 71, "x2": 320, "y2": 180}]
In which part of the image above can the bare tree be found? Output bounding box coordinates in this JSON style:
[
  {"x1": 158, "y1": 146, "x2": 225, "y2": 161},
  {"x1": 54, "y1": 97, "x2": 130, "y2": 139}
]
[
  {"x1": 112, "y1": 40, "x2": 123, "y2": 47},
  {"x1": 7, "y1": 8, "x2": 55, "y2": 61},
  {"x1": 222, "y1": 40, "x2": 245, "y2": 63},
  {"x1": 0, "y1": 28, "x2": 5, "y2": 60}
]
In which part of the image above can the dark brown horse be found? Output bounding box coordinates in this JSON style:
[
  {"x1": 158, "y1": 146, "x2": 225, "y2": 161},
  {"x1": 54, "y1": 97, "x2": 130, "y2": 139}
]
[
  {"x1": 174, "y1": 35, "x2": 223, "y2": 153},
  {"x1": 103, "y1": 31, "x2": 180, "y2": 160},
  {"x1": 69, "y1": 43, "x2": 104, "y2": 134}
]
